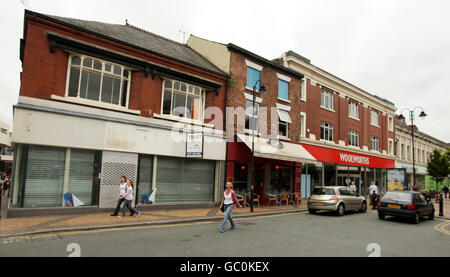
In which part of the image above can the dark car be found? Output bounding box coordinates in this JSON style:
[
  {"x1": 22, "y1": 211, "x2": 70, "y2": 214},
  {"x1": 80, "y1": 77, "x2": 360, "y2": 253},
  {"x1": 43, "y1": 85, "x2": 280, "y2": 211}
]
[{"x1": 377, "y1": 190, "x2": 434, "y2": 224}]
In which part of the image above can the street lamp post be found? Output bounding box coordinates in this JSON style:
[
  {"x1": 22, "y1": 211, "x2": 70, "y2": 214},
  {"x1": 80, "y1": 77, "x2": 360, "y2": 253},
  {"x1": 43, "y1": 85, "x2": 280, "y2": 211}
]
[
  {"x1": 249, "y1": 80, "x2": 266, "y2": 213},
  {"x1": 399, "y1": 107, "x2": 427, "y2": 190}
]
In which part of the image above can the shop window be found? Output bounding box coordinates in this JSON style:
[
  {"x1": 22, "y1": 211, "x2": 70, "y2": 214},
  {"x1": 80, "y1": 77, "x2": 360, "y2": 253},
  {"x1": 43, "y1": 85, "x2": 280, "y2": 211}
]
[
  {"x1": 269, "y1": 165, "x2": 292, "y2": 193},
  {"x1": 324, "y1": 163, "x2": 336, "y2": 186},
  {"x1": 67, "y1": 54, "x2": 130, "y2": 107},
  {"x1": 233, "y1": 163, "x2": 249, "y2": 193}
]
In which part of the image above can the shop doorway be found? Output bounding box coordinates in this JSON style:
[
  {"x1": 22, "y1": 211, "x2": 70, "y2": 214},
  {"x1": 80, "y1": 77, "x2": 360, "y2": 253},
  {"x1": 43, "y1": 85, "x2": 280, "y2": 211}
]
[
  {"x1": 337, "y1": 174, "x2": 362, "y2": 195},
  {"x1": 254, "y1": 167, "x2": 265, "y2": 202}
]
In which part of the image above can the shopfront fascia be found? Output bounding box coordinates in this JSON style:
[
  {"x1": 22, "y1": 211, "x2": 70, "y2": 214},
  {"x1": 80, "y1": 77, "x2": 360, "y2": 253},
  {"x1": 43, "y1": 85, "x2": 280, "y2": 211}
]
[
  {"x1": 10, "y1": 99, "x2": 227, "y2": 210},
  {"x1": 300, "y1": 144, "x2": 396, "y2": 197}
]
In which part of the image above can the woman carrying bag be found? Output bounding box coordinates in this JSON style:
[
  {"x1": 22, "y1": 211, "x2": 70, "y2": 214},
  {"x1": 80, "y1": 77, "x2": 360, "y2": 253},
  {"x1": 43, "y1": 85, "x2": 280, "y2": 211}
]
[{"x1": 219, "y1": 181, "x2": 241, "y2": 233}]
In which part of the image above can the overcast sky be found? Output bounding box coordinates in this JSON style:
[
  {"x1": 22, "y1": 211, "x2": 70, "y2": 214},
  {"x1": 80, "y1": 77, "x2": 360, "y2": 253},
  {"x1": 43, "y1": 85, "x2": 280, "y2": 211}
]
[{"x1": 1, "y1": 0, "x2": 449, "y2": 143}]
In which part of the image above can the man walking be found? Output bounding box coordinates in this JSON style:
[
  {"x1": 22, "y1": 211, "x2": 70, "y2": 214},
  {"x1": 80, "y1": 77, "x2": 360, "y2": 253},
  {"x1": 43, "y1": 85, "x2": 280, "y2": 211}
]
[
  {"x1": 369, "y1": 181, "x2": 379, "y2": 210},
  {"x1": 443, "y1": 185, "x2": 449, "y2": 199},
  {"x1": 111, "y1": 176, "x2": 128, "y2": 216}
]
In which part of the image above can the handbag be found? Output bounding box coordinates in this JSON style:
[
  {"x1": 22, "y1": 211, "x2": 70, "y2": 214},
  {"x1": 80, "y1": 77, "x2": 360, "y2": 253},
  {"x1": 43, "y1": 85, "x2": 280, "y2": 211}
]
[{"x1": 220, "y1": 204, "x2": 225, "y2": 213}]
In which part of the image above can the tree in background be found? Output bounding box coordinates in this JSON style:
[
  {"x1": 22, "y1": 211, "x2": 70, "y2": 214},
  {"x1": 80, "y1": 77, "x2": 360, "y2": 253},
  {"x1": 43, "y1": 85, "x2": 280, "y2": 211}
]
[{"x1": 426, "y1": 149, "x2": 450, "y2": 192}]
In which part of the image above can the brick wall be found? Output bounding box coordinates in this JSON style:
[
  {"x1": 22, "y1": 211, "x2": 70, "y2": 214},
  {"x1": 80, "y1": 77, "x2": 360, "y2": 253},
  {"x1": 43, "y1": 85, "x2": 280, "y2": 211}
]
[
  {"x1": 227, "y1": 51, "x2": 302, "y2": 142},
  {"x1": 20, "y1": 15, "x2": 227, "y2": 129}
]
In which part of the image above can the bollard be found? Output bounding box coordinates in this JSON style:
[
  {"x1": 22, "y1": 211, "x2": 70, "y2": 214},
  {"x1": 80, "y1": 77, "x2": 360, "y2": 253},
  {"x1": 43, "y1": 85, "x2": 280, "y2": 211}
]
[{"x1": 439, "y1": 193, "x2": 444, "y2": 217}]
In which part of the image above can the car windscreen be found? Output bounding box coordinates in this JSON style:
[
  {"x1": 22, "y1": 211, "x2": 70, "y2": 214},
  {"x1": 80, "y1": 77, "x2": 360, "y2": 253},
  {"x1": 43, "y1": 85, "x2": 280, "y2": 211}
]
[
  {"x1": 312, "y1": 188, "x2": 336, "y2": 195},
  {"x1": 381, "y1": 191, "x2": 412, "y2": 203}
]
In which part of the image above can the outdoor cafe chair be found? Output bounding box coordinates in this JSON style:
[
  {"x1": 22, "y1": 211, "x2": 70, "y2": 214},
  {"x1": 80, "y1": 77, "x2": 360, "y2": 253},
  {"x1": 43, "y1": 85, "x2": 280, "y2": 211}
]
[{"x1": 267, "y1": 193, "x2": 281, "y2": 207}]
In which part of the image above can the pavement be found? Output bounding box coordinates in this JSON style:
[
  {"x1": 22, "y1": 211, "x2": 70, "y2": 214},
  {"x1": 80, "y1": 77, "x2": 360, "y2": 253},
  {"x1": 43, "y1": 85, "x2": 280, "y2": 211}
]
[
  {"x1": 0, "y1": 202, "x2": 308, "y2": 239},
  {"x1": 0, "y1": 209, "x2": 448, "y2": 257},
  {"x1": 1, "y1": 197, "x2": 448, "y2": 240}
]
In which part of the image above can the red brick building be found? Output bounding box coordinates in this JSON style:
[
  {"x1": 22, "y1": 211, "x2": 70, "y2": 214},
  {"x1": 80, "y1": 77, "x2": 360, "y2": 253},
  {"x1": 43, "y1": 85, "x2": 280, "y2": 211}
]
[
  {"x1": 10, "y1": 10, "x2": 229, "y2": 213},
  {"x1": 189, "y1": 37, "x2": 397, "y2": 202}
]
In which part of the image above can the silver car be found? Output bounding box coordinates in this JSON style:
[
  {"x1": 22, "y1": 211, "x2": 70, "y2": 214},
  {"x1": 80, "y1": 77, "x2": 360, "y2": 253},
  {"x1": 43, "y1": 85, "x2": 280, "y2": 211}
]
[{"x1": 307, "y1": 186, "x2": 367, "y2": 216}]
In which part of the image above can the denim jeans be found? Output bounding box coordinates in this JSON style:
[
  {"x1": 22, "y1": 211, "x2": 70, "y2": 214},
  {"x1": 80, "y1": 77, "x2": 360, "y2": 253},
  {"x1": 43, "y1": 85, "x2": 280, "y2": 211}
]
[
  {"x1": 220, "y1": 204, "x2": 236, "y2": 232},
  {"x1": 123, "y1": 200, "x2": 139, "y2": 216}
]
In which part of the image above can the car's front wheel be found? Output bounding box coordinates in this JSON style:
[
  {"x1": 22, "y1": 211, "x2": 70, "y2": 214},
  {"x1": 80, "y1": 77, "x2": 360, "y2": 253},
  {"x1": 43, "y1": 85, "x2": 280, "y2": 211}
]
[
  {"x1": 308, "y1": 209, "x2": 316, "y2": 214},
  {"x1": 336, "y1": 204, "x2": 345, "y2": 216},
  {"x1": 429, "y1": 210, "x2": 435, "y2": 220},
  {"x1": 378, "y1": 212, "x2": 385, "y2": 220}
]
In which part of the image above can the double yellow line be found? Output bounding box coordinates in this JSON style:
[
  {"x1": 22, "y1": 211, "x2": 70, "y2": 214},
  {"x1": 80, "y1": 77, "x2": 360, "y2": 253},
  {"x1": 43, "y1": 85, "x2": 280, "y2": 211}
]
[{"x1": 434, "y1": 219, "x2": 450, "y2": 236}]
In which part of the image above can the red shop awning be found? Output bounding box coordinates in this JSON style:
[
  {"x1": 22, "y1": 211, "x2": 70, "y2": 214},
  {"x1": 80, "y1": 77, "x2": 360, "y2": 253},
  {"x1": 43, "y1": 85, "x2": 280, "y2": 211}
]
[{"x1": 301, "y1": 144, "x2": 395, "y2": 169}]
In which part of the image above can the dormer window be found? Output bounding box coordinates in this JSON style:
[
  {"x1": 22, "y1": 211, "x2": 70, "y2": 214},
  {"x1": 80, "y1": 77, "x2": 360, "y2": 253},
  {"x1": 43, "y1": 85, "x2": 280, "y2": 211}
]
[{"x1": 67, "y1": 54, "x2": 131, "y2": 107}]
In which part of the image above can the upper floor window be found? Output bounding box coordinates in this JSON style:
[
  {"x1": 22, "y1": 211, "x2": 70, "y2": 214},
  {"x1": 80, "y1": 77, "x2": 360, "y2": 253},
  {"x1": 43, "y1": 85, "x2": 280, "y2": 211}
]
[
  {"x1": 388, "y1": 139, "x2": 394, "y2": 155},
  {"x1": 321, "y1": 122, "x2": 334, "y2": 141},
  {"x1": 371, "y1": 136, "x2": 380, "y2": 151},
  {"x1": 245, "y1": 100, "x2": 259, "y2": 134},
  {"x1": 348, "y1": 130, "x2": 359, "y2": 147},
  {"x1": 388, "y1": 116, "x2": 394, "y2": 132},
  {"x1": 67, "y1": 54, "x2": 130, "y2": 107},
  {"x1": 321, "y1": 90, "x2": 334, "y2": 111},
  {"x1": 370, "y1": 110, "x2": 380, "y2": 127},
  {"x1": 245, "y1": 60, "x2": 262, "y2": 91},
  {"x1": 300, "y1": 78, "x2": 307, "y2": 101},
  {"x1": 278, "y1": 79, "x2": 289, "y2": 101},
  {"x1": 162, "y1": 79, "x2": 204, "y2": 121},
  {"x1": 277, "y1": 109, "x2": 292, "y2": 138},
  {"x1": 349, "y1": 101, "x2": 359, "y2": 119}
]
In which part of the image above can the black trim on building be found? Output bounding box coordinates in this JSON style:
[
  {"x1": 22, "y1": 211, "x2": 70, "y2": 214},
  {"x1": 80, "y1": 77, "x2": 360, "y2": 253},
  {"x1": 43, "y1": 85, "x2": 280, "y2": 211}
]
[
  {"x1": 47, "y1": 32, "x2": 222, "y2": 96},
  {"x1": 25, "y1": 10, "x2": 229, "y2": 79}
]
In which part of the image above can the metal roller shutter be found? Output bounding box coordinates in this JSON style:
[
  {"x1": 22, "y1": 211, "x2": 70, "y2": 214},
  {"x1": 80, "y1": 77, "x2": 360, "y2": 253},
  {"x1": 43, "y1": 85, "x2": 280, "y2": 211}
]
[
  {"x1": 23, "y1": 146, "x2": 66, "y2": 208},
  {"x1": 137, "y1": 155, "x2": 153, "y2": 204},
  {"x1": 68, "y1": 149, "x2": 95, "y2": 205},
  {"x1": 156, "y1": 157, "x2": 214, "y2": 203}
]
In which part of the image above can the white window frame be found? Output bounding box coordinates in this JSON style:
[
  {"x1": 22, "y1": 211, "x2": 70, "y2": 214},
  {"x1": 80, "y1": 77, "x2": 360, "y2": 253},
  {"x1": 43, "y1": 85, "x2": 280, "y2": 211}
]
[
  {"x1": 371, "y1": 136, "x2": 380, "y2": 151},
  {"x1": 245, "y1": 100, "x2": 259, "y2": 135},
  {"x1": 160, "y1": 78, "x2": 205, "y2": 123},
  {"x1": 300, "y1": 78, "x2": 307, "y2": 102},
  {"x1": 277, "y1": 108, "x2": 292, "y2": 139},
  {"x1": 388, "y1": 139, "x2": 394, "y2": 155},
  {"x1": 348, "y1": 101, "x2": 359, "y2": 120},
  {"x1": 321, "y1": 89, "x2": 334, "y2": 111},
  {"x1": 65, "y1": 53, "x2": 131, "y2": 108},
  {"x1": 370, "y1": 109, "x2": 380, "y2": 127},
  {"x1": 320, "y1": 122, "x2": 334, "y2": 142},
  {"x1": 245, "y1": 60, "x2": 263, "y2": 91},
  {"x1": 388, "y1": 115, "x2": 394, "y2": 132},
  {"x1": 348, "y1": 130, "x2": 359, "y2": 147},
  {"x1": 300, "y1": 112, "x2": 306, "y2": 138}
]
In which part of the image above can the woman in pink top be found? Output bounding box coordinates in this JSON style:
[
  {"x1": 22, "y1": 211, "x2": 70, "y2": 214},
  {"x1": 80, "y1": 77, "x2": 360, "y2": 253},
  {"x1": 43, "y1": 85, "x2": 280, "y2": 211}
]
[{"x1": 219, "y1": 181, "x2": 241, "y2": 233}]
